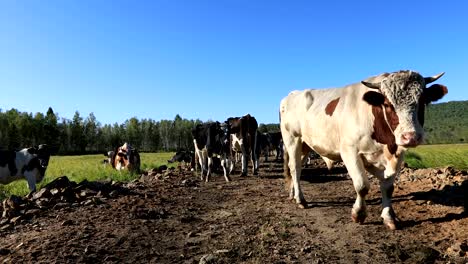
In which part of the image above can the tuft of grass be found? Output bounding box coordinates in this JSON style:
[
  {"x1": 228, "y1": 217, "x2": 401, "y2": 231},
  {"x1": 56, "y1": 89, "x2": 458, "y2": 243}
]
[
  {"x1": 405, "y1": 144, "x2": 468, "y2": 170},
  {"x1": 0, "y1": 152, "x2": 176, "y2": 200}
]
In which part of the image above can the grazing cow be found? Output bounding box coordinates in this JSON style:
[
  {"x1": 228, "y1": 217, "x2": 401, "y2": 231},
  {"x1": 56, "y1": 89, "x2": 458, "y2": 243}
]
[
  {"x1": 226, "y1": 114, "x2": 259, "y2": 176},
  {"x1": 110, "y1": 143, "x2": 141, "y2": 173},
  {"x1": 192, "y1": 122, "x2": 232, "y2": 182},
  {"x1": 168, "y1": 150, "x2": 193, "y2": 163},
  {"x1": 0, "y1": 145, "x2": 51, "y2": 193},
  {"x1": 280, "y1": 70, "x2": 447, "y2": 230}
]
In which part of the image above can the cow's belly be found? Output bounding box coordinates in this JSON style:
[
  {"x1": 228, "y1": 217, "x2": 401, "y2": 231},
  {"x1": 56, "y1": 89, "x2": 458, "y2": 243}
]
[
  {"x1": 0, "y1": 166, "x2": 23, "y2": 184},
  {"x1": 302, "y1": 122, "x2": 341, "y2": 161}
]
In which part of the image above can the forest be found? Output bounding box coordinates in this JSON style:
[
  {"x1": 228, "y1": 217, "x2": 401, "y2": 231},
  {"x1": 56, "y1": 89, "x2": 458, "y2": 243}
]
[
  {"x1": 0, "y1": 107, "x2": 279, "y2": 154},
  {"x1": 0, "y1": 100, "x2": 466, "y2": 155}
]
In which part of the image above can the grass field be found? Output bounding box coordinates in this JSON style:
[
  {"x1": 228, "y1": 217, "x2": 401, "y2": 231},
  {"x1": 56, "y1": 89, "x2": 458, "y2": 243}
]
[
  {"x1": 1, "y1": 144, "x2": 467, "y2": 199},
  {"x1": 0, "y1": 152, "x2": 175, "y2": 200},
  {"x1": 404, "y1": 144, "x2": 468, "y2": 170}
]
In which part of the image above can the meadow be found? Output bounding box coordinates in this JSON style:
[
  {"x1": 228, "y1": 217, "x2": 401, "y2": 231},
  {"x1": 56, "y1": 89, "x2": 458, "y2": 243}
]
[
  {"x1": 0, "y1": 152, "x2": 175, "y2": 200},
  {"x1": 405, "y1": 144, "x2": 468, "y2": 170},
  {"x1": 1, "y1": 144, "x2": 467, "y2": 200}
]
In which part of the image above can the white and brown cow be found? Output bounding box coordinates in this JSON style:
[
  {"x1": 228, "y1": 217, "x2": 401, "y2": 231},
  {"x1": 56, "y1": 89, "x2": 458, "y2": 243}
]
[
  {"x1": 192, "y1": 122, "x2": 232, "y2": 182},
  {"x1": 280, "y1": 70, "x2": 447, "y2": 230},
  {"x1": 226, "y1": 114, "x2": 259, "y2": 176},
  {"x1": 0, "y1": 145, "x2": 51, "y2": 194},
  {"x1": 110, "y1": 143, "x2": 141, "y2": 173}
]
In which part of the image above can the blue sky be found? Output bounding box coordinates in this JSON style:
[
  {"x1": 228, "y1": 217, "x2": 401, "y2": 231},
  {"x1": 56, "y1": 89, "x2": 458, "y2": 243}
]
[{"x1": 1, "y1": 0, "x2": 467, "y2": 125}]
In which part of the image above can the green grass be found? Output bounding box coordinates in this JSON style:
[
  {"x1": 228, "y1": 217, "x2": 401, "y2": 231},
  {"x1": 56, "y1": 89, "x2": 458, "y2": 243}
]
[
  {"x1": 0, "y1": 152, "x2": 176, "y2": 200},
  {"x1": 405, "y1": 144, "x2": 468, "y2": 170}
]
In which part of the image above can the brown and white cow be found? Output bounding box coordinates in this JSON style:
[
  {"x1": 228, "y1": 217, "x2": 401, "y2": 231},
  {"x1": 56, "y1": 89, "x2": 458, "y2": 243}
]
[
  {"x1": 226, "y1": 114, "x2": 259, "y2": 176},
  {"x1": 280, "y1": 70, "x2": 447, "y2": 230},
  {"x1": 110, "y1": 143, "x2": 141, "y2": 173}
]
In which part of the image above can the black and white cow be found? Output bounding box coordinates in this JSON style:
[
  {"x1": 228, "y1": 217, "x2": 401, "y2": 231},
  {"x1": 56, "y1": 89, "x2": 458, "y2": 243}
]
[
  {"x1": 268, "y1": 131, "x2": 284, "y2": 161},
  {"x1": 168, "y1": 150, "x2": 193, "y2": 163},
  {"x1": 0, "y1": 145, "x2": 51, "y2": 193},
  {"x1": 226, "y1": 114, "x2": 259, "y2": 176},
  {"x1": 103, "y1": 150, "x2": 114, "y2": 165},
  {"x1": 257, "y1": 132, "x2": 272, "y2": 161},
  {"x1": 257, "y1": 131, "x2": 284, "y2": 162},
  {"x1": 192, "y1": 122, "x2": 232, "y2": 182}
]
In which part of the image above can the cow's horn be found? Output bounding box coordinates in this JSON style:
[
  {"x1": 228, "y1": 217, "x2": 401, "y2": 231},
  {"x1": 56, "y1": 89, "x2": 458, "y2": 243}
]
[
  {"x1": 361, "y1": 81, "x2": 381, "y2": 90},
  {"x1": 424, "y1": 72, "x2": 445, "y2": 84}
]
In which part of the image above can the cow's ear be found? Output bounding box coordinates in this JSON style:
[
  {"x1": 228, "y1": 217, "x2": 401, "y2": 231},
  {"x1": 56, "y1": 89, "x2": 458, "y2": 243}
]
[
  {"x1": 424, "y1": 84, "x2": 448, "y2": 104},
  {"x1": 363, "y1": 91, "x2": 385, "y2": 106},
  {"x1": 27, "y1": 147, "x2": 37, "y2": 154}
]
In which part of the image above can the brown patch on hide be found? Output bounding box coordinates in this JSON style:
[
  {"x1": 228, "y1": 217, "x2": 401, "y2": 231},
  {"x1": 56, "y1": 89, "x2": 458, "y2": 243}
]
[
  {"x1": 325, "y1": 97, "x2": 340, "y2": 116},
  {"x1": 371, "y1": 97, "x2": 399, "y2": 154}
]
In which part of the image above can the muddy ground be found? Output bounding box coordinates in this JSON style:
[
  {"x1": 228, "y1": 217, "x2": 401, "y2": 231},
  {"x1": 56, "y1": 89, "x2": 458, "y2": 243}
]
[{"x1": 0, "y1": 158, "x2": 467, "y2": 264}]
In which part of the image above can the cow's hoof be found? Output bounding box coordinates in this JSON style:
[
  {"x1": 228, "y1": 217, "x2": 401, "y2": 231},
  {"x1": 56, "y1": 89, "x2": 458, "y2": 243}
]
[
  {"x1": 351, "y1": 210, "x2": 367, "y2": 224},
  {"x1": 253, "y1": 171, "x2": 258, "y2": 175},
  {"x1": 298, "y1": 201, "x2": 308, "y2": 209},
  {"x1": 296, "y1": 199, "x2": 308, "y2": 209},
  {"x1": 240, "y1": 172, "x2": 247, "y2": 177},
  {"x1": 383, "y1": 219, "x2": 398, "y2": 230},
  {"x1": 225, "y1": 177, "x2": 231, "y2": 182}
]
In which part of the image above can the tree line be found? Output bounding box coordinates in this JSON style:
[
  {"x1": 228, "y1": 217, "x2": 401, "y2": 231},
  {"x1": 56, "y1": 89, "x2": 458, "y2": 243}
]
[
  {"x1": 1, "y1": 101, "x2": 464, "y2": 155},
  {"x1": 0, "y1": 107, "x2": 280, "y2": 155}
]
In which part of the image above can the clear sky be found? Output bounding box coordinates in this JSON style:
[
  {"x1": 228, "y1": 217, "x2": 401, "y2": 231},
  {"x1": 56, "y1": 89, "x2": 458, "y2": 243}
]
[{"x1": 1, "y1": 0, "x2": 467, "y2": 125}]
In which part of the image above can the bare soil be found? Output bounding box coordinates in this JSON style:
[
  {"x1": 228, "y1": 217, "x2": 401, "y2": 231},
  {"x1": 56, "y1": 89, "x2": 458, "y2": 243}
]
[{"x1": 0, "y1": 158, "x2": 467, "y2": 263}]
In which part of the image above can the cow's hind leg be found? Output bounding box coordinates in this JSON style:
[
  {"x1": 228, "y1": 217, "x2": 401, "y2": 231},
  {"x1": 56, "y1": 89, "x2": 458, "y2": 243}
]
[
  {"x1": 206, "y1": 156, "x2": 213, "y2": 182},
  {"x1": 252, "y1": 132, "x2": 259, "y2": 175},
  {"x1": 341, "y1": 148, "x2": 370, "y2": 224},
  {"x1": 283, "y1": 148, "x2": 295, "y2": 201},
  {"x1": 284, "y1": 138, "x2": 306, "y2": 208}
]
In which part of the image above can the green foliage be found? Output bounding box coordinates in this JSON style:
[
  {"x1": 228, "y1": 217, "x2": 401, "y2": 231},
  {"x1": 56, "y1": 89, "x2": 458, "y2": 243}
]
[
  {"x1": 0, "y1": 152, "x2": 176, "y2": 200},
  {"x1": 423, "y1": 101, "x2": 468, "y2": 144},
  {"x1": 0, "y1": 101, "x2": 465, "y2": 154},
  {"x1": 404, "y1": 144, "x2": 468, "y2": 169}
]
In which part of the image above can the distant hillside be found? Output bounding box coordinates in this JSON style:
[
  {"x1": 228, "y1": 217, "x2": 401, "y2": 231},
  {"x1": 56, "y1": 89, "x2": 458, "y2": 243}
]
[{"x1": 424, "y1": 100, "x2": 468, "y2": 144}]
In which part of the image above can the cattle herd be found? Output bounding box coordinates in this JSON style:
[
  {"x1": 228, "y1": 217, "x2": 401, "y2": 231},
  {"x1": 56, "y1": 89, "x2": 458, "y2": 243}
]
[{"x1": 1, "y1": 70, "x2": 448, "y2": 230}]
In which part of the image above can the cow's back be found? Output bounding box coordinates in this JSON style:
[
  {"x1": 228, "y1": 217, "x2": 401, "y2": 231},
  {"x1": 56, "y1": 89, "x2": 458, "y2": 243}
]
[{"x1": 280, "y1": 85, "x2": 374, "y2": 159}]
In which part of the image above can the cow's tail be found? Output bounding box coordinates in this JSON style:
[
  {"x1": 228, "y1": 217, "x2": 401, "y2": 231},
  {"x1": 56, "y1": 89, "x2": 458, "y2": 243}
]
[{"x1": 283, "y1": 148, "x2": 291, "y2": 190}]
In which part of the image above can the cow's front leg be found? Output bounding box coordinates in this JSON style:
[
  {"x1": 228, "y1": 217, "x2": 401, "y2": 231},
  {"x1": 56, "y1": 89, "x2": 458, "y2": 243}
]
[
  {"x1": 206, "y1": 157, "x2": 213, "y2": 182},
  {"x1": 195, "y1": 150, "x2": 206, "y2": 181},
  {"x1": 221, "y1": 157, "x2": 232, "y2": 182},
  {"x1": 25, "y1": 172, "x2": 37, "y2": 197},
  {"x1": 341, "y1": 148, "x2": 370, "y2": 224},
  {"x1": 241, "y1": 144, "x2": 248, "y2": 176},
  {"x1": 380, "y1": 176, "x2": 399, "y2": 230},
  {"x1": 252, "y1": 151, "x2": 259, "y2": 176}
]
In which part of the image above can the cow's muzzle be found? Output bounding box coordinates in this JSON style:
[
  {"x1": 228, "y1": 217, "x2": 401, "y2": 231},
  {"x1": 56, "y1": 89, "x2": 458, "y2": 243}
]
[{"x1": 398, "y1": 132, "x2": 422, "y2": 147}]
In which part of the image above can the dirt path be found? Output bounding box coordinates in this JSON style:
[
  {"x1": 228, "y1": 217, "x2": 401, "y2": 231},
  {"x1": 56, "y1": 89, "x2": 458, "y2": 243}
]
[{"x1": 0, "y1": 159, "x2": 467, "y2": 263}]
